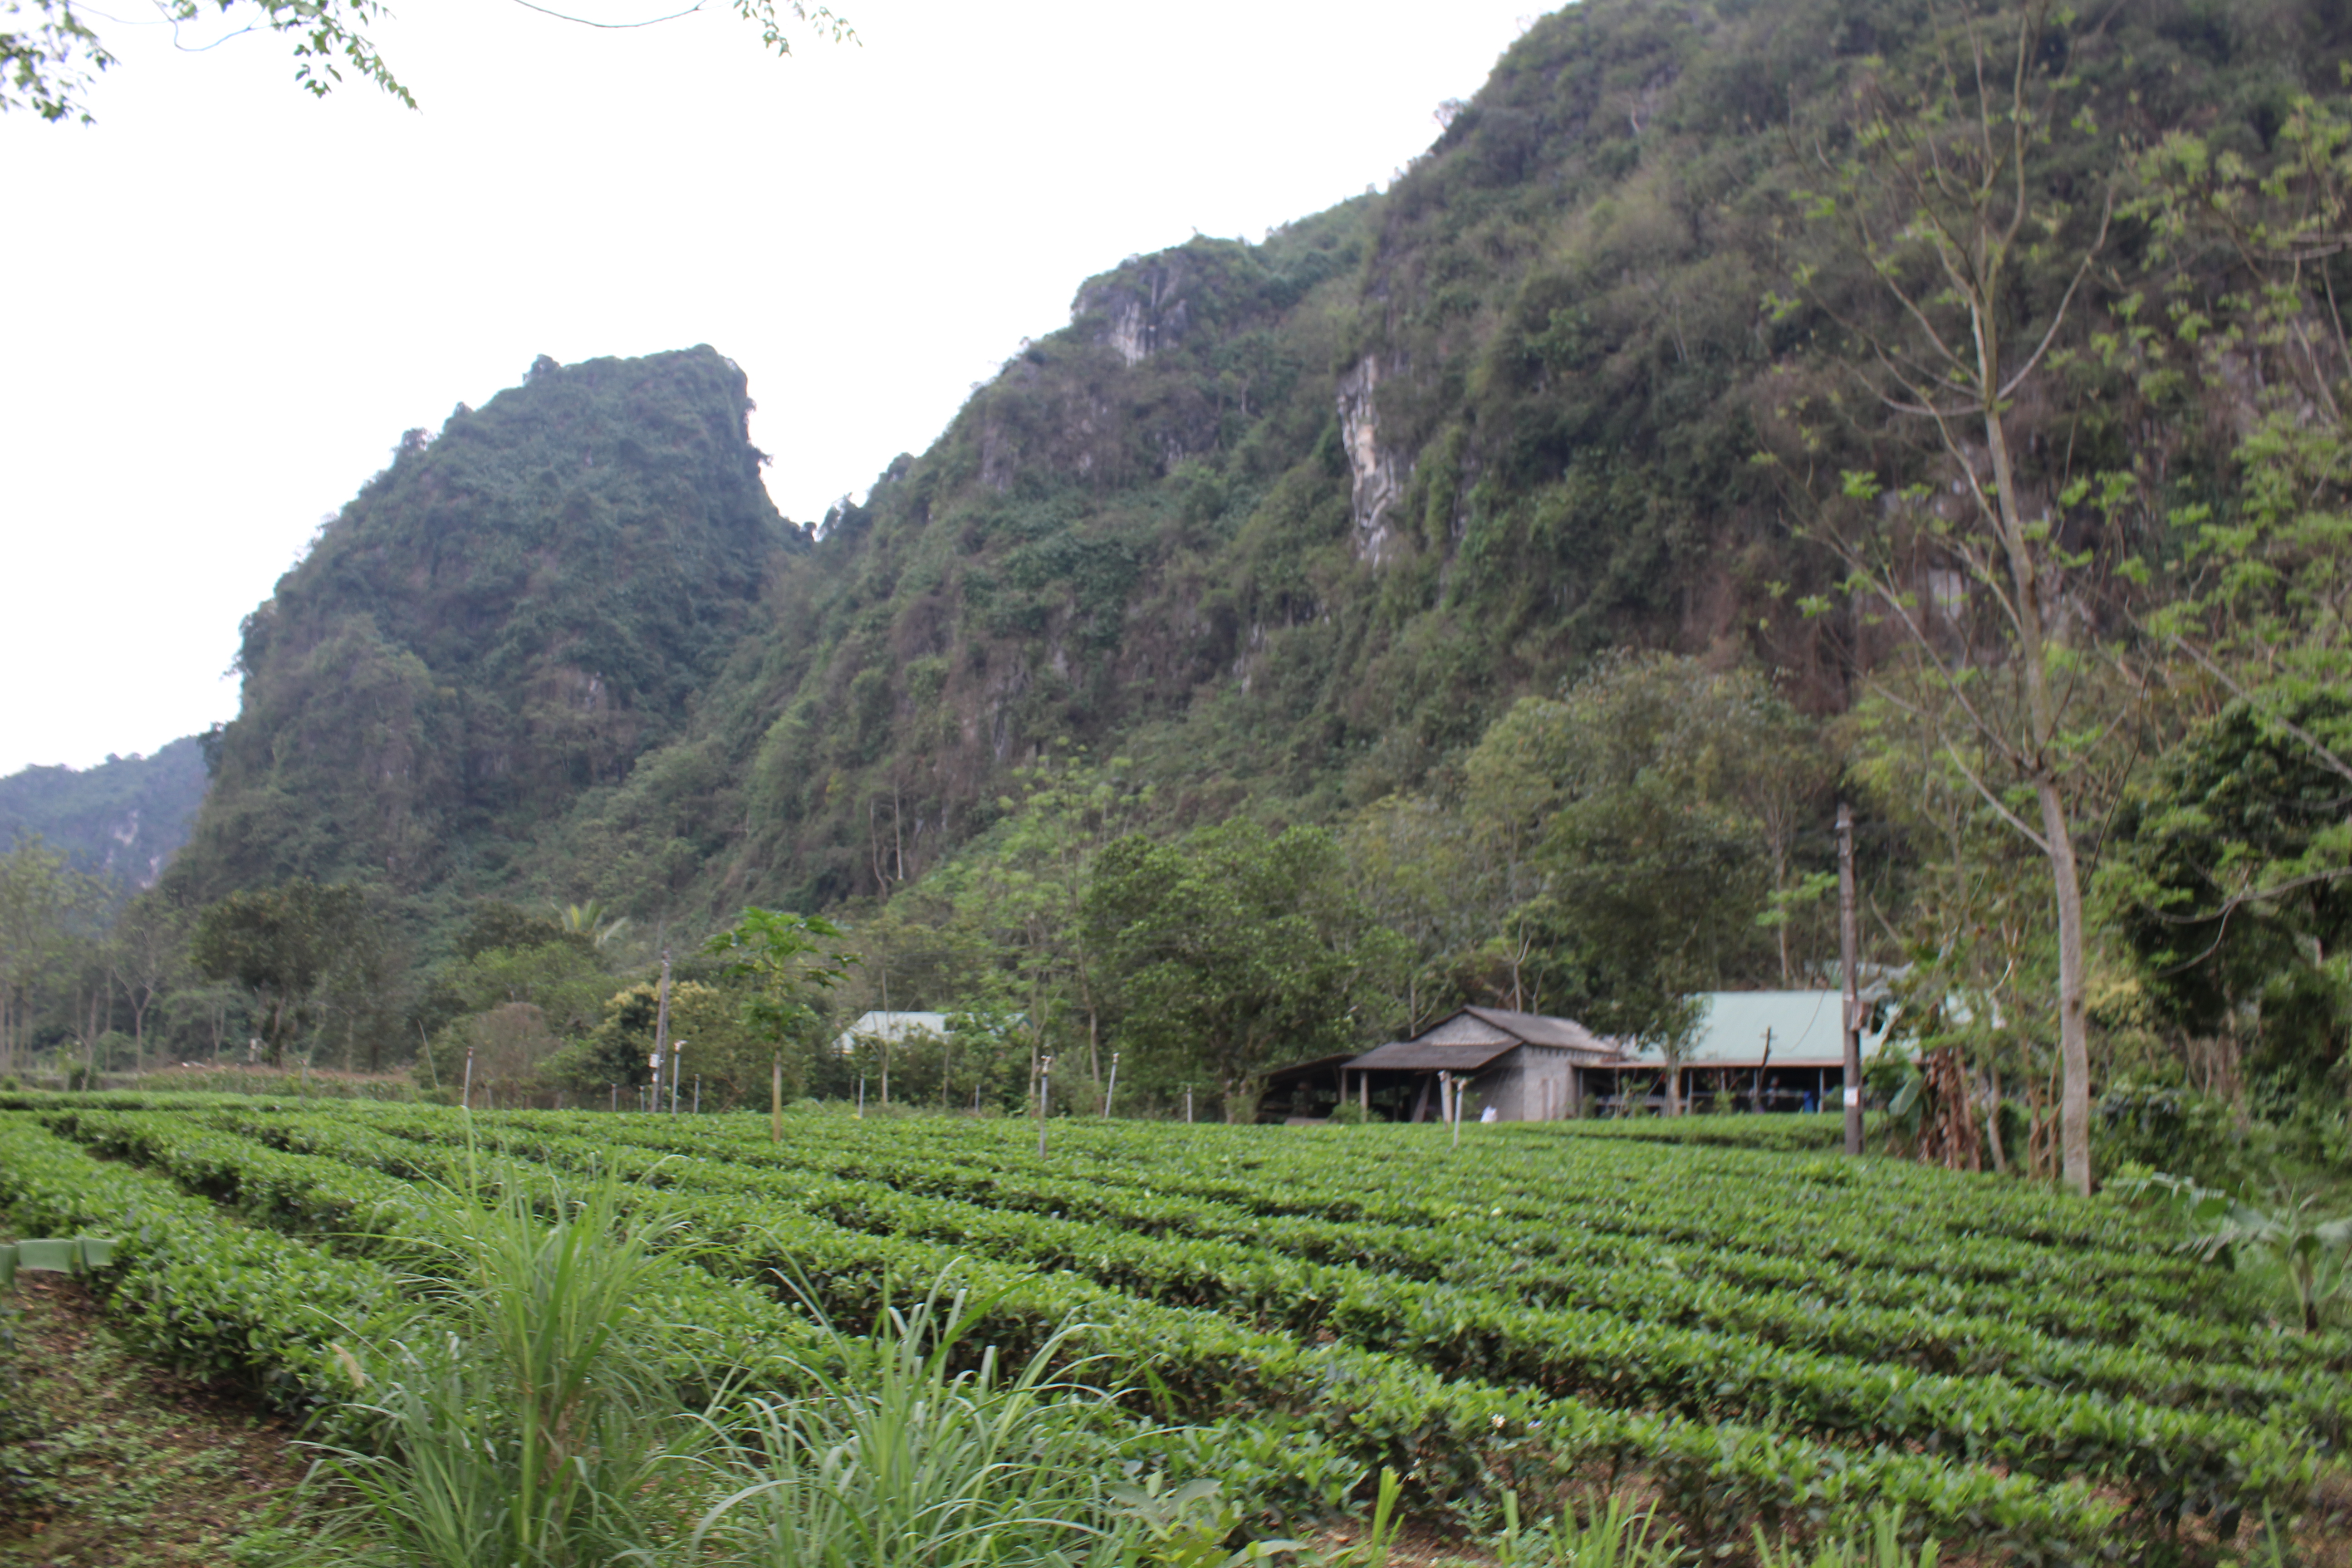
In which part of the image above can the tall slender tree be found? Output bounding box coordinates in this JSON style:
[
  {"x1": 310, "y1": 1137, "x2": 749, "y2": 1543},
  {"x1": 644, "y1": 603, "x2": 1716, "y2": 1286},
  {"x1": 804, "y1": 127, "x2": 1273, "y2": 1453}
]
[
  {"x1": 0, "y1": 839, "x2": 102, "y2": 1073},
  {"x1": 1777, "y1": 0, "x2": 2128, "y2": 1193}
]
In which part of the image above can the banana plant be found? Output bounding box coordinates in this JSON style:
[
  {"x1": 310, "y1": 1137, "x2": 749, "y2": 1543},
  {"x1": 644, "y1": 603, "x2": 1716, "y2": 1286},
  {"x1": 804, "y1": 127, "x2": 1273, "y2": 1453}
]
[{"x1": 2179, "y1": 1182, "x2": 2352, "y2": 1333}]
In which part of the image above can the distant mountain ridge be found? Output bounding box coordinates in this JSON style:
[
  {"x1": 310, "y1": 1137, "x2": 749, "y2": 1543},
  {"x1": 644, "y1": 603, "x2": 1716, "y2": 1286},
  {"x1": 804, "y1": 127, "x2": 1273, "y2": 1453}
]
[{"x1": 0, "y1": 737, "x2": 208, "y2": 889}]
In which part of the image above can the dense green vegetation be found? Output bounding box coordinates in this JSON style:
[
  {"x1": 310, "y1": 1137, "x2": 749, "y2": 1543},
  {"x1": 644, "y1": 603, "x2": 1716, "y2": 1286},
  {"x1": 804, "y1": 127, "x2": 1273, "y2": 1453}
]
[
  {"x1": 0, "y1": 1094, "x2": 2339, "y2": 1562},
  {"x1": 24, "y1": 2, "x2": 2352, "y2": 1558},
  {"x1": 167, "y1": 345, "x2": 804, "y2": 911},
  {"x1": 0, "y1": 739, "x2": 206, "y2": 892}
]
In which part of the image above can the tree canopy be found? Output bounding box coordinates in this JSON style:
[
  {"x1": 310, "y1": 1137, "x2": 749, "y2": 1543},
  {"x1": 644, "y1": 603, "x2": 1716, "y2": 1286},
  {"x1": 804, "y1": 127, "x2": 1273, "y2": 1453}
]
[{"x1": 187, "y1": 877, "x2": 364, "y2": 1064}]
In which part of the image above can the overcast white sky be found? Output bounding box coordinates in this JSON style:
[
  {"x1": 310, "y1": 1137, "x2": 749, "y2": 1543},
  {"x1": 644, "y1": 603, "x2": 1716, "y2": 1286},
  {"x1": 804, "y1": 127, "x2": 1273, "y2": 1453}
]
[{"x1": 1, "y1": 0, "x2": 1542, "y2": 775}]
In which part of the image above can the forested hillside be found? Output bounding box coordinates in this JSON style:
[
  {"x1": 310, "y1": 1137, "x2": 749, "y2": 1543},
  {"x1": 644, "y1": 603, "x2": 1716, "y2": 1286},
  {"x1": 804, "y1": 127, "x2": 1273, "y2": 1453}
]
[
  {"x1": 160, "y1": 0, "x2": 2346, "y2": 927},
  {"x1": 13, "y1": 0, "x2": 2352, "y2": 1192},
  {"x1": 0, "y1": 738, "x2": 206, "y2": 891},
  {"x1": 164, "y1": 345, "x2": 805, "y2": 920},
  {"x1": 521, "y1": 0, "x2": 2348, "y2": 917}
]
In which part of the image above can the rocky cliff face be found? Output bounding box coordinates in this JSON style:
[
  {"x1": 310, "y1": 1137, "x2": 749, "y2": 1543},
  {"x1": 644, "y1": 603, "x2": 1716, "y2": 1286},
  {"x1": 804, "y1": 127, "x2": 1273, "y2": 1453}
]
[
  {"x1": 168, "y1": 346, "x2": 802, "y2": 908},
  {"x1": 529, "y1": 0, "x2": 2347, "y2": 922},
  {"x1": 0, "y1": 737, "x2": 208, "y2": 890}
]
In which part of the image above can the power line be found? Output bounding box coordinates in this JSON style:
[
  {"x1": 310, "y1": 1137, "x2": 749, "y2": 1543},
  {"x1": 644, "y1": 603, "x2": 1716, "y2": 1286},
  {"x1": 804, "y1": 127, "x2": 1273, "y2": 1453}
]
[{"x1": 509, "y1": 0, "x2": 709, "y2": 30}]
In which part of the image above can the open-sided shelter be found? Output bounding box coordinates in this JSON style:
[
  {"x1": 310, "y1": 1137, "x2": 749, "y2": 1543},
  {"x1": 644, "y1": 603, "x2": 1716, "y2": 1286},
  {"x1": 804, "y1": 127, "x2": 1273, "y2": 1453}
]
[
  {"x1": 1339, "y1": 1008, "x2": 1626, "y2": 1122},
  {"x1": 1582, "y1": 990, "x2": 1894, "y2": 1113}
]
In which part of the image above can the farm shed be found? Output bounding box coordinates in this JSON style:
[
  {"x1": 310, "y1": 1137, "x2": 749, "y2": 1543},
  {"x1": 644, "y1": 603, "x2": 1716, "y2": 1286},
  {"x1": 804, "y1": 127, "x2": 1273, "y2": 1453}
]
[
  {"x1": 829, "y1": 1010, "x2": 951, "y2": 1057},
  {"x1": 1340, "y1": 1008, "x2": 1626, "y2": 1123},
  {"x1": 1583, "y1": 990, "x2": 1896, "y2": 1113}
]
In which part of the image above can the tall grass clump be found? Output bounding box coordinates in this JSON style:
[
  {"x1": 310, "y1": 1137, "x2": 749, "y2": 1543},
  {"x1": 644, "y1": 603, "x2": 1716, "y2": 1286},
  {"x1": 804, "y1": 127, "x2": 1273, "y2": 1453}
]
[
  {"x1": 1754, "y1": 1509, "x2": 1940, "y2": 1568},
  {"x1": 1489, "y1": 1494, "x2": 1943, "y2": 1568},
  {"x1": 311, "y1": 1175, "x2": 710, "y2": 1567},
  {"x1": 1494, "y1": 1494, "x2": 1670, "y2": 1568},
  {"x1": 686, "y1": 1279, "x2": 1142, "y2": 1568},
  {"x1": 302, "y1": 1150, "x2": 1194, "y2": 1568}
]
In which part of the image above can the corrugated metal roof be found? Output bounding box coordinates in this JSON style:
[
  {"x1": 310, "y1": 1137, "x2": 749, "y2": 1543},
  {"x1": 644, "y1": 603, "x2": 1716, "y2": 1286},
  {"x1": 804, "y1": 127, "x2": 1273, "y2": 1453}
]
[
  {"x1": 830, "y1": 1011, "x2": 951, "y2": 1054},
  {"x1": 1411, "y1": 1014, "x2": 1518, "y2": 1046},
  {"x1": 1618, "y1": 991, "x2": 1894, "y2": 1068}
]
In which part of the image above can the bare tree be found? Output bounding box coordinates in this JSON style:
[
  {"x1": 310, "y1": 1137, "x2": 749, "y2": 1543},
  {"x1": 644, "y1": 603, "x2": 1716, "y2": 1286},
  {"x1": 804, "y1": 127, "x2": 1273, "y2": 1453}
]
[
  {"x1": 1775, "y1": 0, "x2": 2126, "y2": 1193},
  {"x1": 111, "y1": 895, "x2": 188, "y2": 1073}
]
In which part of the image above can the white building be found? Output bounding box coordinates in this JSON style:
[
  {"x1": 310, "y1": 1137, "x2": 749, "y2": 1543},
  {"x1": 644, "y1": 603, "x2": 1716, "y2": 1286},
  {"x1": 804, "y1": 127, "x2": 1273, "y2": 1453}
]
[{"x1": 829, "y1": 1010, "x2": 951, "y2": 1057}]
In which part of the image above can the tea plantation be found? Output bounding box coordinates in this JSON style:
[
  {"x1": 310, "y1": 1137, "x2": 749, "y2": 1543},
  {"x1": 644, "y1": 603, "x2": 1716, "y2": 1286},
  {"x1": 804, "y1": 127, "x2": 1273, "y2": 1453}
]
[{"x1": 0, "y1": 1096, "x2": 2334, "y2": 1563}]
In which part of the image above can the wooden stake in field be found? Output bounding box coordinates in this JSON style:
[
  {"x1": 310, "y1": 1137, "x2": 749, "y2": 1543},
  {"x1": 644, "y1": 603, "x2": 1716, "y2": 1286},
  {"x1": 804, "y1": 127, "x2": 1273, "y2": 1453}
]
[
  {"x1": 1038, "y1": 1054, "x2": 1053, "y2": 1157},
  {"x1": 1102, "y1": 1052, "x2": 1119, "y2": 1117},
  {"x1": 1838, "y1": 802, "x2": 1864, "y2": 1157},
  {"x1": 461, "y1": 1044, "x2": 474, "y2": 1112},
  {"x1": 652, "y1": 948, "x2": 673, "y2": 1115},
  {"x1": 771, "y1": 1056, "x2": 782, "y2": 1144}
]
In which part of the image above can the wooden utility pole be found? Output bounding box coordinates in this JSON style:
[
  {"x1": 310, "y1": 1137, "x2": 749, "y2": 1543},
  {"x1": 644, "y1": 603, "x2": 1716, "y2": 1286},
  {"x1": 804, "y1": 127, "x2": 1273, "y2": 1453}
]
[
  {"x1": 1838, "y1": 802, "x2": 1864, "y2": 1156},
  {"x1": 651, "y1": 949, "x2": 672, "y2": 1115}
]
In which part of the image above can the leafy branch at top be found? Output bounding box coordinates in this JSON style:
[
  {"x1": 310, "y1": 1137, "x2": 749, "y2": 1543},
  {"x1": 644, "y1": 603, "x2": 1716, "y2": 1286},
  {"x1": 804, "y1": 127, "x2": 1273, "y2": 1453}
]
[
  {"x1": 2, "y1": 0, "x2": 853, "y2": 124},
  {"x1": 706, "y1": 906, "x2": 859, "y2": 1045},
  {"x1": 3, "y1": 0, "x2": 412, "y2": 122}
]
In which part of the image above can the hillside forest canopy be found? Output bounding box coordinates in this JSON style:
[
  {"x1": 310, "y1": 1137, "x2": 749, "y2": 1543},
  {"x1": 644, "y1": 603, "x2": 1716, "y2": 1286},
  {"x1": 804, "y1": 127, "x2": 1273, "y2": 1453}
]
[{"x1": 7, "y1": 0, "x2": 2352, "y2": 1201}]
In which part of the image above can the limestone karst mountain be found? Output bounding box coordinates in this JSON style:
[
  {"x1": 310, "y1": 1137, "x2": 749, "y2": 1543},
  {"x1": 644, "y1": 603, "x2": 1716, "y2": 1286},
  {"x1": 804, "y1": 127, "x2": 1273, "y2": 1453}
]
[{"x1": 168, "y1": 0, "x2": 2348, "y2": 941}]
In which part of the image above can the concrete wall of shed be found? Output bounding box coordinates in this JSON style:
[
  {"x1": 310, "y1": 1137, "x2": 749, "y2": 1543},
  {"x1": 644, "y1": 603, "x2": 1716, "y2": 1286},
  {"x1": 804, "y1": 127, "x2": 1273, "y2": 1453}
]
[{"x1": 1470, "y1": 1047, "x2": 1579, "y2": 1122}]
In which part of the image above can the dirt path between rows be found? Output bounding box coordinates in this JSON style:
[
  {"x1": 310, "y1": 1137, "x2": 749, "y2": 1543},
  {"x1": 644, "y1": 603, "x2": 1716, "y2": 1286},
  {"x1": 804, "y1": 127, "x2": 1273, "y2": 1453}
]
[{"x1": 0, "y1": 1270, "x2": 310, "y2": 1568}]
